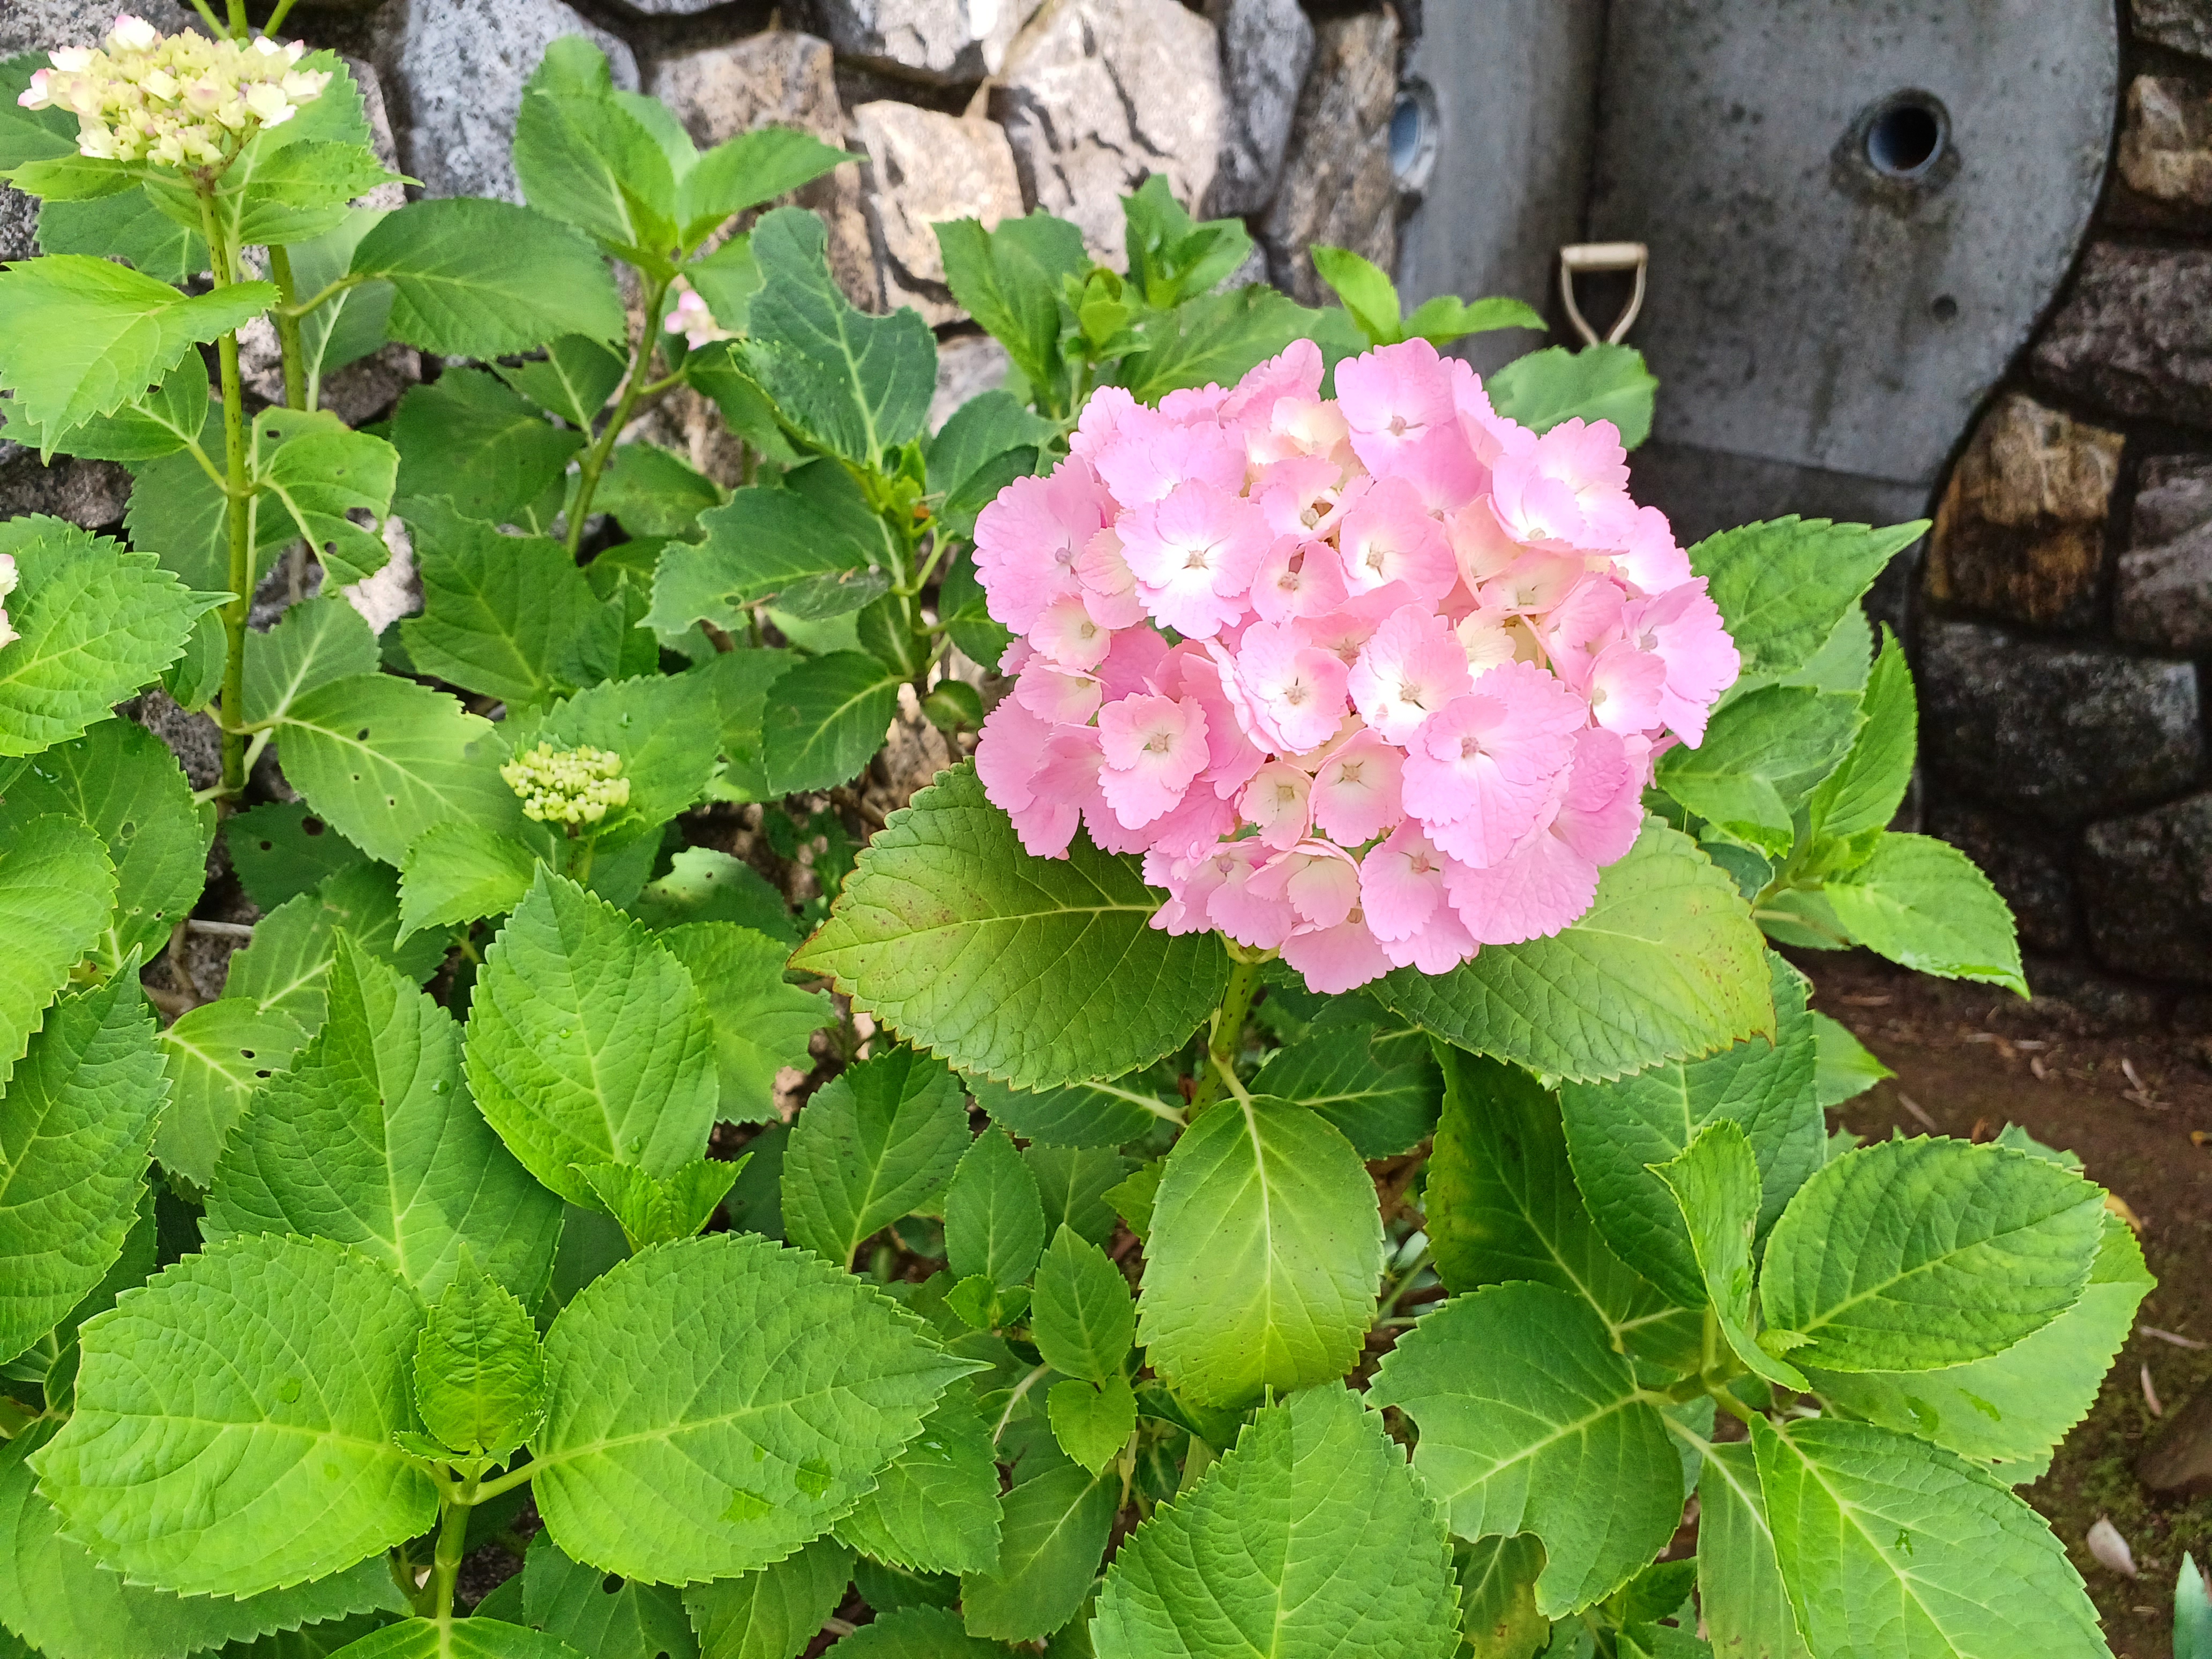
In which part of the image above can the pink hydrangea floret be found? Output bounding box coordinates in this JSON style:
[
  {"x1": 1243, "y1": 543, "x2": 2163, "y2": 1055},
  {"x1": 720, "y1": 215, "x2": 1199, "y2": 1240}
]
[{"x1": 968, "y1": 338, "x2": 1740, "y2": 994}]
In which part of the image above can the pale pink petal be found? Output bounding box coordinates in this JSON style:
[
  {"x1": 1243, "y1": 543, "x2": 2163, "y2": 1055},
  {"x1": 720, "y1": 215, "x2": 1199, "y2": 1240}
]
[
  {"x1": 1120, "y1": 479, "x2": 1272, "y2": 638},
  {"x1": 1236, "y1": 620, "x2": 1352, "y2": 752},
  {"x1": 1347, "y1": 603, "x2": 1473, "y2": 743},
  {"x1": 1030, "y1": 595, "x2": 1113, "y2": 670},
  {"x1": 1068, "y1": 385, "x2": 1140, "y2": 459},
  {"x1": 1075, "y1": 529, "x2": 1147, "y2": 630},
  {"x1": 1241, "y1": 761, "x2": 1313, "y2": 849},
  {"x1": 1247, "y1": 842, "x2": 1361, "y2": 928},
  {"x1": 1336, "y1": 474, "x2": 1456, "y2": 602},
  {"x1": 1014, "y1": 662, "x2": 1103, "y2": 725},
  {"x1": 1141, "y1": 783, "x2": 1240, "y2": 859},
  {"x1": 1209, "y1": 845, "x2": 1299, "y2": 950},
  {"x1": 1361, "y1": 822, "x2": 1447, "y2": 941},
  {"x1": 1488, "y1": 417, "x2": 1638, "y2": 549},
  {"x1": 1377, "y1": 900, "x2": 1478, "y2": 973},
  {"x1": 1097, "y1": 625, "x2": 1172, "y2": 701},
  {"x1": 1281, "y1": 912, "x2": 1393, "y2": 993},
  {"x1": 1445, "y1": 826, "x2": 1601, "y2": 945},
  {"x1": 1097, "y1": 693, "x2": 1209, "y2": 827},
  {"x1": 1612, "y1": 504, "x2": 1692, "y2": 595},
  {"x1": 1308, "y1": 728, "x2": 1406, "y2": 842},
  {"x1": 1630, "y1": 579, "x2": 1740, "y2": 746},
  {"x1": 975, "y1": 694, "x2": 1051, "y2": 816},
  {"x1": 1250, "y1": 534, "x2": 1351, "y2": 623},
  {"x1": 1446, "y1": 495, "x2": 1526, "y2": 590},
  {"x1": 1093, "y1": 413, "x2": 1245, "y2": 507},
  {"x1": 1404, "y1": 660, "x2": 1588, "y2": 865},
  {"x1": 1221, "y1": 339, "x2": 1325, "y2": 423},
  {"x1": 1177, "y1": 646, "x2": 1271, "y2": 797},
  {"x1": 1335, "y1": 339, "x2": 1459, "y2": 473},
  {"x1": 1551, "y1": 726, "x2": 1646, "y2": 866},
  {"x1": 1583, "y1": 640, "x2": 1667, "y2": 735},
  {"x1": 1369, "y1": 422, "x2": 1484, "y2": 517},
  {"x1": 972, "y1": 461, "x2": 1113, "y2": 633}
]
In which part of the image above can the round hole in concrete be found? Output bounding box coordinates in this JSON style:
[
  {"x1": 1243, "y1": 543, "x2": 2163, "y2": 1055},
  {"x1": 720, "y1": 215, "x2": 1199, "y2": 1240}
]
[
  {"x1": 1391, "y1": 80, "x2": 1440, "y2": 198},
  {"x1": 1931, "y1": 294, "x2": 1960, "y2": 322},
  {"x1": 1866, "y1": 95, "x2": 1946, "y2": 180}
]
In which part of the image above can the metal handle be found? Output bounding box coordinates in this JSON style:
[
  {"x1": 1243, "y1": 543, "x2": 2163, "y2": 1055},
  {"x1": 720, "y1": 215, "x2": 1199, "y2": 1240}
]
[{"x1": 1558, "y1": 241, "x2": 1649, "y2": 346}]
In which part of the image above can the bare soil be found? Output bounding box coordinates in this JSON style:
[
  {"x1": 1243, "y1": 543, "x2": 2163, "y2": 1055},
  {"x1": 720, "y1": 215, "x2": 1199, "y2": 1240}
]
[{"x1": 1802, "y1": 952, "x2": 2212, "y2": 1659}]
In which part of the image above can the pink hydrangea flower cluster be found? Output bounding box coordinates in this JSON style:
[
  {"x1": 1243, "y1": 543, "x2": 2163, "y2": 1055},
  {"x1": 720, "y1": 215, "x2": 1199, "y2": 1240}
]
[{"x1": 970, "y1": 338, "x2": 1740, "y2": 994}]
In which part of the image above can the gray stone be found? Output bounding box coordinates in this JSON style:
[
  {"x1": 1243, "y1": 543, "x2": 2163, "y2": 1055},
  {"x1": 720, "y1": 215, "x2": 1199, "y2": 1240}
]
[
  {"x1": 0, "y1": 0, "x2": 193, "y2": 55},
  {"x1": 0, "y1": 442, "x2": 129, "y2": 528},
  {"x1": 1924, "y1": 798, "x2": 2078, "y2": 956},
  {"x1": 126, "y1": 687, "x2": 222, "y2": 794},
  {"x1": 2031, "y1": 244, "x2": 2212, "y2": 429},
  {"x1": 990, "y1": 0, "x2": 1226, "y2": 270},
  {"x1": 377, "y1": 0, "x2": 636, "y2": 204},
  {"x1": 0, "y1": 188, "x2": 38, "y2": 265},
  {"x1": 853, "y1": 101, "x2": 1023, "y2": 324},
  {"x1": 1202, "y1": 0, "x2": 1314, "y2": 217},
  {"x1": 1923, "y1": 392, "x2": 2121, "y2": 631},
  {"x1": 1261, "y1": 11, "x2": 1398, "y2": 306},
  {"x1": 801, "y1": 0, "x2": 1047, "y2": 86},
  {"x1": 647, "y1": 32, "x2": 880, "y2": 311},
  {"x1": 1919, "y1": 619, "x2": 2204, "y2": 822},
  {"x1": 929, "y1": 332, "x2": 1011, "y2": 431},
  {"x1": 2117, "y1": 455, "x2": 2212, "y2": 652},
  {"x1": 2081, "y1": 794, "x2": 2212, "y2": 984},
  {"x1": 2136, "y1": 0, "x2": 2212, "y2": 58},
  {"x1": 2118, "y1": 74, "x2": 2212, "y2": 208},
  {"x1": 1916, "y1": 619, "x2": 2202, "y2": 825},
  {"x1": 345, "y1": 54, "x2": 411, "y2": 214}
]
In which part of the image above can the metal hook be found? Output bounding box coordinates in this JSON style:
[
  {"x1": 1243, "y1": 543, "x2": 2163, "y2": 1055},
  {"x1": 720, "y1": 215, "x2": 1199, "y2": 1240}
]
[{"x1": 1559, "y1": 241, "x2": 1649, "y2": 346}]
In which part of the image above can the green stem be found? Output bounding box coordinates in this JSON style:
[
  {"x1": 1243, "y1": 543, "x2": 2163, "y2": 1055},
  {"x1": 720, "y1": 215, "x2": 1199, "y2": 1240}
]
[
  {"x1": 262, "y1": 0, "x2": 302, "y2": 36},
  {"x1": 265, "y1": 244, "x2": 309, "y2": 410},
  {"x1": 222, "y1": 0, "x2": 248, "y2": 38},
  {"x1": 469, "y1": 1460, "x2": 540, "y2": 1504},
  {"x1": 1187, "y1": 947, "x2": 1266, "y2": 1116},
  {"x1": 1376, "y1": 1240, "x2": 1433, "y2": 1322},
  {"x1": 566, "y1": 275, "x2": 672, "y2": 560},
  {"x1": 201, "y1": 190, "x2": 253, "y2": 801},
  {"x1": 428, "y1": 1488, "x2": 471, "y2": 1626},
  {"x1": 188, "y1": 0, "x2": 227, "y2": 36}
]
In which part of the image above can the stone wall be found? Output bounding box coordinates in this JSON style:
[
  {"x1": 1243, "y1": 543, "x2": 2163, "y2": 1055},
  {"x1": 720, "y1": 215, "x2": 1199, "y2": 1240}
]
[{"x1": 1914, "y1": 0, "x2": 2212, "y2": 1008}]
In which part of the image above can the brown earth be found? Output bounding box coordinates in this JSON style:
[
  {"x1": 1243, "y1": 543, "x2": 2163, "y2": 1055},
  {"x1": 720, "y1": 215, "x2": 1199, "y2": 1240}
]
[{"x1": 1801, "y1": 952, "x2": 2212, "y2": 1659}]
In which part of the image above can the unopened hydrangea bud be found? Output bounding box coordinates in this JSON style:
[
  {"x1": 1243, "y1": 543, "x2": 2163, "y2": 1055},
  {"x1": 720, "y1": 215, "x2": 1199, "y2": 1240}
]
[
  {"x1": 500, "y1": 743, "x2": 632, "y2": 828},
  {"x1": 0, "y1": 551, "x2": 18, "y2": 652},
  {"x1": 15, "y1": 15, "x2": 331, "y2": 173}
]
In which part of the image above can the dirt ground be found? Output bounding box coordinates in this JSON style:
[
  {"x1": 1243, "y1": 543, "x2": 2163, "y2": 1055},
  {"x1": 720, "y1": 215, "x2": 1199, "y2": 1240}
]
[{"x1": 1802, "y1": 952, "x2": 2212, "y2": 1659}]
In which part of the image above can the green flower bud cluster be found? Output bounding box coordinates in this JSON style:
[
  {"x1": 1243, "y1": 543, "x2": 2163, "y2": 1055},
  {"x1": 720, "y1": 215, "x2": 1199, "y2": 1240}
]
[
  {"x1": 16, "y1": 16, "x2": 331, "y2": 172},
  {"x1": 499, "y1": 743, "x2": 631, "y2": 828}
]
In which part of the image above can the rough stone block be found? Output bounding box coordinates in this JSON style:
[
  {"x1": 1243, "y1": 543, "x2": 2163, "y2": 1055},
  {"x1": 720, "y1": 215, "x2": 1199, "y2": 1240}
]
[
  {"x1": 929, "y1": 332, "x2": 1011, "y2": 431},
  {"x1": 2081, "y1": 793, "x2": 2212, "y2": 983},
  {"x1": 2136, "y1": 0, "x2": 2212, "y2": 58},
  {"x1": 1260, "y1": 11, "x2": 1399, "y2": 305},
  {"x1": 377, "y1": 0, "x2": 636, "y2": 204},
  {"x1": 2031, "y1": 244, "x2": 2212, "y2": 428},
  {"x1": 854, "y1": 102, "x2": 1023, "y2": 324},
  {"x1": 647, "y1": 32, "x2": 880, "y2": 311},
  {"x1": 1923, "y1": 392, "x2": 2120, "y2": 630},
  {"x1": 2120, "y1": 75, "x2": 2212, "y2": 208},
  {"x1": 1924, "y1": 798, "x2": 2078, "y2": 956},
  {"x1": 1203, "y1": 0, "x2": 1314, "y2": 217},
  {"x1": 0, "y1": 188, "x2": 38, "y2": 265},
  {"x1": 0, "y1": 442, "x2": 129, "y2": 528},
  {"x1": 2117, "y1": 455, "x2": 2212, "y2": 652},
  {"x1": 1916, "y1": 619, "x2": 2202, "y2": 825},
  {"x1": 990, "y1": 0, "x2": 1225, "y2": 270},
  {"x1": 0, "y1": 0, "x2": 192, "y2": 55},
  {"x1": 802, "y1": 0, "x2": 1047, "y2": 86}
]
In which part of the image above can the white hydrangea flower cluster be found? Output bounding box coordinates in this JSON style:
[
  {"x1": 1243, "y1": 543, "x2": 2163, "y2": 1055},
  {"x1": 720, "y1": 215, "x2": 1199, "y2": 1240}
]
[
  {"x1": 0, "y1": 553, "x2": 18, "y2": 652},
  {"x1": 16, "y1": 14, "x2": 331, "y2": 171},
  {"x1": 500, "y1": 743, "x2": 631, "y2": 828}
]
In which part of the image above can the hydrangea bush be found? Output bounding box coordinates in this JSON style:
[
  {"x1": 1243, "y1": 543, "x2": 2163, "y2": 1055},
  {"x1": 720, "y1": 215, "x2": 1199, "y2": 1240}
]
[{"x1": 0, "y1": 14, "x2": 2144, "y2": 1659}]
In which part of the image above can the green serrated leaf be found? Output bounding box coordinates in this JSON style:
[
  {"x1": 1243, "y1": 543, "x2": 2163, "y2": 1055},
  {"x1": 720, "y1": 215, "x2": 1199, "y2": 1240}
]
[
  {"x1": 504, "y1": 674, "x2": 721, "y2": 858},
  {"x1": 1455, "y1": 1534, "x2": 1551, "y2": 1659},
  {"x1": 781, "y1": 1045, "x2": 968, "y2": 1268},
  {"x1": 576, "y1": 1155, "x2": 743, "y2": 1251},
  {"x1": 532, "y1": 1230, "x2": 976, "y2": 1584},
  {"x1": 224, "y1": 801, "x2": 369, "y2": 912},
  {"x1": 1049, "y1": 1374, "x2": 1135, "y2": 1475},
  {"x1": 832, "y1": 1379, "x2": 1003, "y2": 1576},
  {"x1": 967, "y1": 1071, "x2": 1178, "y2": 1149},
  {"x1": 399, "y1": 500, "x2": 607, "y2": 707},
  {"x1": 1311, "y1": 244, "x2": 1403, "y2": 342},
  {"x1": 1486, "y1": 343, "x2": 1657, "y2": 447},
  {"x1": 275, "y1": 675, "x2": 516, "y2": 866},
  {"x1": 35, "y1": 186, "x2": 206, "y2": 286},
  {"x1": 0, "y1": 519, "x2": 219, "y2": 756},
  {"x1": 1760, "y1": 1137, "x2": 2106, "y2": 1373},
  {"x1": 1750, "y1": 1414, "x2": 2105, "y2": 1658},
  {"x1": 1094, "y1": 1383, "x2": 1459, "y2": 1659},
  {"x1": 1696, "y1": 1441, "x2": 1811, "y2": 1659},
  {"x1": 959, "y1": 1459, "x2": 1115, "y2": 1642},
  {"x1": 1691, "y1": 518, "x2": 1926, "y2": 681},
  {"x1": 313, "y1": 1616, "x2": 585, "y2": 1658},
  {"x1": 0, "y1": 256, "x2": 274, "y2": 442},
  {"x1": 1368, "y1": 1282, "x2": 1684, "y2": 1617},
  {"x1": 252, "y1": 407, "x2": 398, "y2": 588},
  {"x1": 1118, "y1": 287, "x2": 1363, "y2": 403},
  {"x1": 1824, "y1": 833, "x2": 2026, "y2": 996},
  {"x1": 0, "y1": 812, "x2": 113, "y2": 1085},
  {"x1": 152, "y1": 996, "x2": 310, "y2": 1188},
  {"x1": 351, "y1": 198, "x2": 625, "y2": 357},
  {"x1": 795, "y1": 763, "x2": 1229, "y2": 1091},
  {"x1": 522, "y1": 1535, "x2": 698, "y2": 1659},
  {"x1": 391, "y1": 371, "x2": 584, "y2": 530},
  {"x1": 741, "y1": 207, "x2": 935, "y2": 467},
  {"x1": 414, "y1": 1257, "x2": 545, "y2": 1460},
  {"x1": 515, "y1": 46, "x2": 678, "y2": 261},
  {"x1": 223, "y1": 860, "x2": 445, "y2": 1027},
  {"x1": 0, "y1": 1423, "x2": 407, "y2": 1659},
  {"x1": 936, "y1": 213, "x2": 1087, "y2": 411},
  {"x1": 595, "y1": 443, "x2": 726, "y2": 539},
  {"x1": 1653, "y1": 1121, "x2": 1810, "y2": 1389},
  {"x1": 757, "y1": 649, "x2": 902, "y2": 795},
  {"x1": 1379, "y1": 820, "x2": 1773, "y2": 1084},
  {"x1": 465, "y1": 869, "x2": 718, "y2": 1209},
  {"x1": 1425, "y1": 1047, "x2": 1683, "y2": 1354},
  {"x1": 1656, "y1": 687, "x2": 1864, "y2": 861},
  {"x1": 828, "y1": 1605, "x2": 999, "y2": 1657},
  {"x1": 1254, "y1": 1001, "x2": 1441, "y2": 1157},
  {"x1": 32, "y1": 1234, "x2": 436, "y2": 1597},
  {"x1": 681, "y1": 1535, "x2": 853, "y2": 1659},
  {"x1": 121, "y1": 404, "x2": 293, "y2": 597},
  {"x1": 497, "y1": 334, "x2": 626, "y2": 431},
  {"x1": 5, "y1": 720, "x2": 207, "y2": 970},
  {"x1": 1025, "y1": 1146, "x2": 1135, "y2": 1248},
  {"x1": 1809, "y1": 629, "x2": 1916, "y2": 845},
  {"x1": 946, "y1": 1125, "x2": 1047, "y2": 1291},
  {"x1": 651, "y1": 922, "x2": 822, "y2": 1125},
  {"x1": 925, "y1": 390, "x2": 1051, "y2": 540},
  {"x1": 0, "y1": 978, "x2": 165, "y2": 1367},
  {"x1": 4, "y1": 351, "x2": 209, "y2": 461},
  {"x1": 1033, "y1": 1225, "x2": 1135, "y2": 1386},
  {"x1": 397, "y1": 821, "x2": 538, "y2": 940},
  {"x1": 1403, "y1": 293, "x2": 1546, "y2": 349},
  {"x1": 1139, "y1": 1095, "x2": 1380, "y2": 1409},
  {"x1": 677, "y1": 128, "x2": 850, "y2": 245},
  {"x1": 1558, "y1": 952, "x2": 1822, "y2": 1309},
  {"x1": 1807, "y1": 1214, "x2": 2151, "y2": 1472},
  {"x1": 244, "y1": 595, "x2": 380, "y2": 729},
  {"x1": 206, "y1": 938, "x2": 560, "y2": 1303},
  {"x1": 652, "y1": 468, "x2": 898, "y2": 633},
  {"x1": 1810, "y1": 1011, "x2": 1891, "y2": 1109},
  {"x1": 633, "y1": 848, "x2": 795, "y2": 945}
]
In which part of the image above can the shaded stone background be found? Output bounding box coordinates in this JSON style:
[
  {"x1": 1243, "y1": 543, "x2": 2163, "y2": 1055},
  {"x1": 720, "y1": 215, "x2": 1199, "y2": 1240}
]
[{"x1": 9, "y1": 0, "x2": 2212, "y2": 1015}]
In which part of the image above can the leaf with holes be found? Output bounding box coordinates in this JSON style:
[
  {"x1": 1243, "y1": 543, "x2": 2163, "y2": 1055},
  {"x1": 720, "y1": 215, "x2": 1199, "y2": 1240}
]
[
  {"x1": 152, "y1": 997, "x2": 311, "y2": 1189},
  {"x1": 521, "y1": 1537, "x2": 697, "y2": 1659},
  {"x1": 251, "y1": 407, "x2": 399, "y2": 588},
  {"x1": 391, "y1": 371, "x2": 583, "y2": 530}
]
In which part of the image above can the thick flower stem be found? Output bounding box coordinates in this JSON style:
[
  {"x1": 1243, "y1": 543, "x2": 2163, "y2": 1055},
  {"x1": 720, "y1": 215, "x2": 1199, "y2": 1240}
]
[
  {"x1": 427, "y1": 1486, "x2": 472, "y2": 1626},
  {"x1": 202, "y1": 192, "x2": 253, "y2": 800},
  {"x1": 265, "y1": 244, "x2": 309, "y2": 410},
  {"x1": 565, "y1": 274, "x2": 673, "y2": 561},
  {"x1": 1188, "y1": 948, "x2": 1265, "y2": 1117}
]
